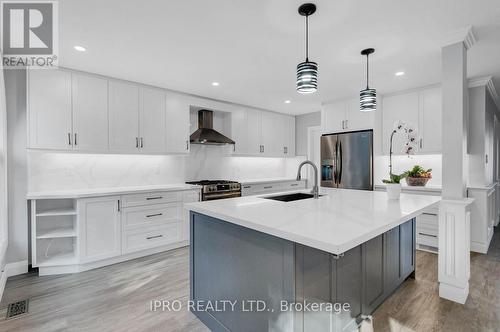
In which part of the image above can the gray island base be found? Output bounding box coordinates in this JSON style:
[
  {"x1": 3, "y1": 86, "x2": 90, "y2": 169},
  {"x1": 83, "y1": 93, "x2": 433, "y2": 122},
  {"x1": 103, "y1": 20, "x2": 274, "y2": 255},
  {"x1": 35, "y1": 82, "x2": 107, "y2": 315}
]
[{"x1": 190, "y1": 212, "x2": 416, "y2": 332}]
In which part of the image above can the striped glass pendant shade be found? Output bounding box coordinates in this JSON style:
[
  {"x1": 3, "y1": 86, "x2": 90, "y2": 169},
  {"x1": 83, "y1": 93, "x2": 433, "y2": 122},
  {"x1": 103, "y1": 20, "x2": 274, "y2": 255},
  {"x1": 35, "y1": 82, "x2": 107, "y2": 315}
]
[
  {"x1": 360, "y1": 88, "x2": 376, "y2": 112},
  {"x1": 297, "y1": 3, "x2": 317, "y2": 94},
  {"x1": 360, "y1": 48, "x2": 376, "y2": 112},
  {"x1": 297, "y1": 61, "x2": 318, "y2": 94}
]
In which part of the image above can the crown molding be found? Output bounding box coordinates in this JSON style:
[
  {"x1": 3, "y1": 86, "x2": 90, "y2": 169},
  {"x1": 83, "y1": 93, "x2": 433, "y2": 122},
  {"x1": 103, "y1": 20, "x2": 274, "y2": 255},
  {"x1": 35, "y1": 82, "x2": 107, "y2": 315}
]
[
  {"x1": 469, "y1": 76, "x2": 500, "y2": 112},
  {"x1": 442, "y1": 26, "x2": 476, "y2": 50}
]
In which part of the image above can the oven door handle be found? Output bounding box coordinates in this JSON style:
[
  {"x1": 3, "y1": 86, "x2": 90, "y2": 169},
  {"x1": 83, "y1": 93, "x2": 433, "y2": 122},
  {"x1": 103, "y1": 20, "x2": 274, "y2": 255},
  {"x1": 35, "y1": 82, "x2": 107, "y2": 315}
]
[{"x1": 203, "y1": 192, "x2": 241, "y2": 200}]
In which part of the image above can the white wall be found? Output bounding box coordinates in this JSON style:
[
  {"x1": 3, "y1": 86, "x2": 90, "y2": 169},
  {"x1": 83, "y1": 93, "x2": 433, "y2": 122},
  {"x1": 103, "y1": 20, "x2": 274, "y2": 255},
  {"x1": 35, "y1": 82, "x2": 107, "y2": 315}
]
[
  {"x1": 5, "y1": 69, "x2": 27, "y2": 264},
  {"x1": 295, "y1": 112, "x2": 320, "y2": 156}
]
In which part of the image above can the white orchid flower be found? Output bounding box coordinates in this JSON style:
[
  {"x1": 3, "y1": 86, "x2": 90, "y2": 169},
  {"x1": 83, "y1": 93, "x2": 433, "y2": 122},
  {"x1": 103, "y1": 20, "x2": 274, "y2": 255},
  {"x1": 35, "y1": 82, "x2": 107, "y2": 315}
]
[{"x1": 393, "y1": 120, "x2": 406, "y2": 132}]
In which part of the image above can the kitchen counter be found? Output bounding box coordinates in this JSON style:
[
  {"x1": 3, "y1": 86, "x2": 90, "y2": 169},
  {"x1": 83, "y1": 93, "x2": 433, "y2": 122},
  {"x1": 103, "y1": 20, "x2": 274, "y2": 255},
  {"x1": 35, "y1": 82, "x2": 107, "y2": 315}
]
[
  {"x1": 186, "y1": 187, "x2": 441, "y2": 255},
  {"x1": 375, "y1": 183, "x2": 442, "y2": 194},
  {"x1": 27, "y1": 183, "x2": 201, "y2": 199}
]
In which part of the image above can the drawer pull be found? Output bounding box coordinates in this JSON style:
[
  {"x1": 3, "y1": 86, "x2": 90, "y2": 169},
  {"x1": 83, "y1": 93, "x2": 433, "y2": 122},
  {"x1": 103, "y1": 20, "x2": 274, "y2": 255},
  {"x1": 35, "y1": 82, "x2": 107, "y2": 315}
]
[
  {"x1": 264, "y1": 186, "x2": 273, "y2": 189},
  {"x1": 243, "y1": 186, "x2": 251, "y2": 189},
  {"x1": 422, "y1": 213, "x2": 438, "y2": 216},
  {"x1": 146, "y1": 196, "x2": 163, "y2": 200},
  {"x1": 419, "y1": 232, "x2": 437, "y2": 238},
  {"x1": 291, "y1": 184, "x2": 298, "y2": 186},
  {"x1": 146, "y1": 235, "x2": 163, "y2": 240},
  {"x1": 146, "y1": 213, "x2": 163, "y2": 218}
]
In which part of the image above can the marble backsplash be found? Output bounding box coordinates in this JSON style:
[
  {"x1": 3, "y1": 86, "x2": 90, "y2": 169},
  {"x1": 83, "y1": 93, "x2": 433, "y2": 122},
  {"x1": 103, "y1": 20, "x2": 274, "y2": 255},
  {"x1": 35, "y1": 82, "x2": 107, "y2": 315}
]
[{"x1": 27, "y1": 146, "x2": 306, "y2": 192}]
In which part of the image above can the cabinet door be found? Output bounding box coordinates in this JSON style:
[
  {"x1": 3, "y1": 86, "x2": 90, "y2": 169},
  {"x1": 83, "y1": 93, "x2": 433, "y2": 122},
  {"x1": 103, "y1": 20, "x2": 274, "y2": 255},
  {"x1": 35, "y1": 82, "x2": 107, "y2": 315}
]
[
  {"x1": 400, "y1": 219, "x2": 416, "y2": 278},
  {"x1": 322, "y1": 101, "x2": 346, "y2": 133},
  {"x1": 419, "y1": 87, "x2": 442, "y2": 153},
  {"x1": 139, "y1": 87, "x2": 166, "y2": 153},
  {"x1": 72, "y1": 73, "x2": 109, "y2": 151},
  {"x1": 384, "y1": 227, "x2": 401, "y2": 294},
  {"x1": 346, "y1": 98, "x2": 375, "y2": 131},
  {"x1": 334, "y1": 245, "x2": 362, "y2": 330},
  {"x1": 165, "y1": 92, "x2": 190, "y2": 153},
  {"x1": 231, "y1": 107, "x2": 261, "y2": 155},
  {"x1": 78, "y1": 196, "x2": 121, "y2": 263},
  {"x1": 109, "y1": 81, "x2": 139, "y2": 152},
  {"x1": 261, "y1": 111, "x2": 281, "y2": 156},
  {"x1": 28, "y1": 69, "x2": 72, "y2": 149},
  {"x1": 382, "y1": 92, "x2": 419, "y2": 155},
  {"x1": 362, "y1": 234, "x2": 384, "y2": 314},
  {"x1": 283, "y1": 115, "x2": 296, "y2": 157}
]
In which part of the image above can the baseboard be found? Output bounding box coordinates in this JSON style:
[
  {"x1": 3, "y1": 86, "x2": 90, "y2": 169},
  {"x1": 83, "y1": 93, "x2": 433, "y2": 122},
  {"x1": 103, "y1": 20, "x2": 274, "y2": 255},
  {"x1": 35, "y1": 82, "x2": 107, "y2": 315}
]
[
  {"x1": 439, "y1": 282, "x2": 469, "y2": 304},
  {"x1": 0, "y1": 268, "x2": 7, "y2": 302},
  {"x1": 5, "y1": 260, "x2": 28, "y2": 277}
]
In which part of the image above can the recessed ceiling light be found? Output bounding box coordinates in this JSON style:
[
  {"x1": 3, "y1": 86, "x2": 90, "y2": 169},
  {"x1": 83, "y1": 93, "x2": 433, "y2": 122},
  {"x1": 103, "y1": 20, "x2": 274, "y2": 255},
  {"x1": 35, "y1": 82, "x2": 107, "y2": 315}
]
[
  {"x1": 395, "y1": 71, "x2": 405, "y2": 76},
  {"x1": 74, "y1": 45, "x2": 86, "y2": 52},
  {"x1": 211, "y1": 82, "x2": 219, "y2": 86},
  {"x1": 284, "y1": 100, "x2": 291, "y2": 104}
]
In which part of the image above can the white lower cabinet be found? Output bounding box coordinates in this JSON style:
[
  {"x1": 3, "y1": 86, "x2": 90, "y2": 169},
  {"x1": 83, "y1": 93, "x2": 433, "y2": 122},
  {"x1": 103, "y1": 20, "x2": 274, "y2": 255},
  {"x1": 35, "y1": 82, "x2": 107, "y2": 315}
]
[
  {"x1": 468, "y1": 185, "x2": 497, "y2": 253},
  {"x1": 30, "y1": 188, "x2": 200, "y2": 275},
  {"x1": 78, "y1": 196, "x2": 122, "y2": 264}
]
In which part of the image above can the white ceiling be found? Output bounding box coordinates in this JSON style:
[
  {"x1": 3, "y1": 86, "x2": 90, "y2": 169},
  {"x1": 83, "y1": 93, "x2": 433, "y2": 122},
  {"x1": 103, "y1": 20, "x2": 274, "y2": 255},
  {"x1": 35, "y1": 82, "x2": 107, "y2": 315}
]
[{"x1": 59, "y1": 0, "x2": 500, "y2": 115}]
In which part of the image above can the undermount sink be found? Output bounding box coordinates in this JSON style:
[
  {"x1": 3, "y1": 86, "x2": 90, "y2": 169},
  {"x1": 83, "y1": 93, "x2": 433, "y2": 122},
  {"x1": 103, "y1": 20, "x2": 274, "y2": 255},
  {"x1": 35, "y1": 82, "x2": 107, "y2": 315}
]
[{"x1": 263, "y1": 192, "x2": 321, "y2": 202}]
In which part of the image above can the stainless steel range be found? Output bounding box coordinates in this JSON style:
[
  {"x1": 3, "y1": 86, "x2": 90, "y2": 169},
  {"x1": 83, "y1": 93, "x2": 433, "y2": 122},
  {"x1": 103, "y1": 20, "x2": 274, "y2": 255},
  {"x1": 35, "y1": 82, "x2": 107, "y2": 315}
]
[{"x1": 186, "y1": 180, "x2": 241, "y2": 201}]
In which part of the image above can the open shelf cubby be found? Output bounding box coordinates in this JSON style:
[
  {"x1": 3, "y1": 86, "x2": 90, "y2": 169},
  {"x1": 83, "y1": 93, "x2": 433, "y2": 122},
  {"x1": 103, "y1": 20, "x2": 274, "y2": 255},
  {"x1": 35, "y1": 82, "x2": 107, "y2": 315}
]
[{"x1": 32, "y1": 198, "x2": 79, "y2": 267}]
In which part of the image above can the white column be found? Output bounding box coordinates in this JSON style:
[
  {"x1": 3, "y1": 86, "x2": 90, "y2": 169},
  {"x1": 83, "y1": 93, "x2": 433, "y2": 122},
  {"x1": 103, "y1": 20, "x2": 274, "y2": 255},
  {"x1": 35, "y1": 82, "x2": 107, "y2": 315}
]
[{"x1": 439, "y1": 27, "x2": 475, "y2": 304}]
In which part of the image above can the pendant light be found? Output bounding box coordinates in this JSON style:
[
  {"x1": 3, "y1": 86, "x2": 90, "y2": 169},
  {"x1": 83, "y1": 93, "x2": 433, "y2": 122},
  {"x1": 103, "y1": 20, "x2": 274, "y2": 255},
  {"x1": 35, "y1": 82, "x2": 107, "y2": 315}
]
[
  {"x1": 360, "y1": 48, "x2": 376, "y2": 112},
  {"x1": 296, "y1": 3, "x2": 318, "y2": 94}
]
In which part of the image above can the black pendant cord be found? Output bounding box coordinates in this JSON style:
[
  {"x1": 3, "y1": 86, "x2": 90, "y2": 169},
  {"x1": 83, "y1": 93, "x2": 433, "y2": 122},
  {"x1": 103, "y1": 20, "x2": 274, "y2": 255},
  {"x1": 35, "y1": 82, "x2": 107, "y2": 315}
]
[
  {"x1": 305, "y1": 15, "x2": 309, "y2": 61},
  {"x1": 366, "y1": 53, "x2": 369, "y2": 89}
]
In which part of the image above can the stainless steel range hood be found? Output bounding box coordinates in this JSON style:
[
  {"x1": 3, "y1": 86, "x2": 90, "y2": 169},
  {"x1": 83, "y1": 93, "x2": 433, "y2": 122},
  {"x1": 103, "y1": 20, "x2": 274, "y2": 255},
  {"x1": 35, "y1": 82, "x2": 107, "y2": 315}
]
[{"x1": 190, "y1": 110, "x2": 235, "y2": 145}]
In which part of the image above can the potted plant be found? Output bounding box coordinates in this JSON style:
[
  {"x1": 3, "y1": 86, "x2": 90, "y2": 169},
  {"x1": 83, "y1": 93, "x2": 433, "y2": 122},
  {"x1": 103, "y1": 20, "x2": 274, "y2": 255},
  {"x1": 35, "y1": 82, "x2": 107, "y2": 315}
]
[
  {"x1": 382, "y1": 173, "x2": 407, "y2": 199},
  {"x1": 403, "y1": 165, "x2": 432, "y2": 186},
  {"x1": 383, "y1": 121, "x2": 418, "y2": 199}
]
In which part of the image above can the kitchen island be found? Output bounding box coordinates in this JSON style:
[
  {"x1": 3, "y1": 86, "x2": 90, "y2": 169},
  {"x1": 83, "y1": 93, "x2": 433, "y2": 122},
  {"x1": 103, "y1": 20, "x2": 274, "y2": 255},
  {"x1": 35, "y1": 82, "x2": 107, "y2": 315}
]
[{"x1": 186, "y1": 188, "x2": 441, "y2": 332}]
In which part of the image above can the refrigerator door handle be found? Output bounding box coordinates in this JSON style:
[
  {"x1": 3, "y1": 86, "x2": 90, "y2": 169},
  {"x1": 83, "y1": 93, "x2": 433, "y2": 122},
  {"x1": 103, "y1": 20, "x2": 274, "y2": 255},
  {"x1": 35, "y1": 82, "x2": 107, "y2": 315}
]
[
  {"x1": 333, "y1": 141, "x2": 338, "y2": 184},
  {"x1": 338, "y1": 141, "x2": 343, "y2": 185}
]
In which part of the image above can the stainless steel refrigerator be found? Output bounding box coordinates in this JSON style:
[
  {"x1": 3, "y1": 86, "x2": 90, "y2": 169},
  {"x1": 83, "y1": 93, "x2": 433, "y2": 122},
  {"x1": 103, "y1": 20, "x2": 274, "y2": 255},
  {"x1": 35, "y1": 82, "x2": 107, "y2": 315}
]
[{"x1": 320, "y1": 130, "x2": 373, "y2": 190}]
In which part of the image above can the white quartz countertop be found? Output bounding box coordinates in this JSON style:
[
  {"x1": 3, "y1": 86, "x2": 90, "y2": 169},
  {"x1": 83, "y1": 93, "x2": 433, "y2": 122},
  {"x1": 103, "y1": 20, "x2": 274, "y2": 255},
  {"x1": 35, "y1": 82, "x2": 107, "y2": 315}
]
[
  {"x1": 238, "y1": 178, "x2": 305, "y2": 185},
  {"x1": 27, "y1": 184, "x2": 201, "y2": 199},
  {"x1": 186, "y1": 188, "x2": 441, "y2": 255},
  {"x1": 375, "y1": 184, "x2": 442, "y2": 193}
]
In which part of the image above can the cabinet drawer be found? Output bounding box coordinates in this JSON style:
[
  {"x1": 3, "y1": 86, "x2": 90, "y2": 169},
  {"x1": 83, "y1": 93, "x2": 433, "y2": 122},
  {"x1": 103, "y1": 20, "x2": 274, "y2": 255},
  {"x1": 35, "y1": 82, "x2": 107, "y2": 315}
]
[
  {"x1": 417, "y1": 233, "x2": 438, "y2": 247},
  {"x1": 122, "y1": 203, "x2": 181, "y2": 230},
  {"x1": 252, "y1": 183, "x2": 278, "y2": 193},
  {"x1": 121, "y1": 191, "x2": 181, "y2": 207},
  {"x1": 122, "y1": 223, "x2": 181, "y2": 254},
  {"x1": 280, "y1": 181, "x2": 305, "y2": 190},
  {"x1": 417, "y1": 214, "x2": 438, "y2": 230}
]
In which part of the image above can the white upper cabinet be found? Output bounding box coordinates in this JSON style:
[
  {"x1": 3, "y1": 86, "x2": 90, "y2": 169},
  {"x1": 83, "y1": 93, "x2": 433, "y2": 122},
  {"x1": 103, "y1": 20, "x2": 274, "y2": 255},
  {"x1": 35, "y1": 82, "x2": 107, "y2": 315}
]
[
  {"x1": 283, "y1": 116, "x2": 296, "y2": 157},
  {"x1": 108, "y1": 81, "x2": 140, "y2": 152},
  {"x1": 322, "y1": 98, "x2": 375, "y2": 134},
  {"x1": 28, "y1": 69, "x2": 72, "y2": 149},
  {"x1": 418, "y1": 87, "x2": 442, "y2": 153},
  {"x1": 72, "y1": 73, "x2": 109, "y2": 151},
  {"x1": 322, "y1": 101, "x2": 346, "y2": 133},
  {"x1": 139, "y1": 87, "x2": 166, "y2": 153},
  {"x1": 382, "y1": 91, "x2": 419, "y2": 155},
  {"x1": 165, "y1": 92, "x2": 190, "y2": 154},
  {"x1": 346, "y1": 98, "x2": 375, "y2": 131},
  {"x1": 231, "y1": 107, "x2": 261, "y2": 155},
  {"x1": 381, "y1": 87, "x2": 442, "y2": 155}
]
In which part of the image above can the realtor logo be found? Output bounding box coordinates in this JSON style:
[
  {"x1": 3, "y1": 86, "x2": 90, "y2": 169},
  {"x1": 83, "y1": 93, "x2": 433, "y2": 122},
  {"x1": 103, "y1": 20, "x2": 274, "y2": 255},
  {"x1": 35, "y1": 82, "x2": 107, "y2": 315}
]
[{"x1": 1, "y1": 1, "x2": 58, "y2": 68}]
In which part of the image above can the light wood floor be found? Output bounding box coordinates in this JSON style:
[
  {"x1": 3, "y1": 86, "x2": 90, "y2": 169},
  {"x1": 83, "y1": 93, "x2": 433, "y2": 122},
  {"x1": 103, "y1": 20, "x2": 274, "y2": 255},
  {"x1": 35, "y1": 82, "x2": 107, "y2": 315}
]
[{"x1": 0, "y1": 229, "x2": 498, "y2": 332}]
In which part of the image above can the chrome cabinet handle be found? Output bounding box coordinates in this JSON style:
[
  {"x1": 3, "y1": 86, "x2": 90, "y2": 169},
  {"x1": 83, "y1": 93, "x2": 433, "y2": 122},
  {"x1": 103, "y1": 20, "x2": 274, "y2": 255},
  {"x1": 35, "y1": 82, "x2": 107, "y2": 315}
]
[
  {"x1": 419, "y1": 138, "x2": 423, "y2": 149},
  {"x1": 68, "y1": 133, "x2": 72, "y2": 146},
  {"x1": 345, "y1": 120, "x2": 348, "y2": 129},
  {"x1": 146, "y1": 235, "x2": 163, "y2": 240},
  {"x1": 140, "y1": 137, "x2": 144, "y2": 148},
  {"x1": 341, "y1": 120, "x2": 344, "y2": 129},
  {"x1": 146, "y1": 213, "x2": 162, "y2": 218},
  {"x1": 74, "y1": 133, "x2": 77, "y2": 146},
  {"x1": 291, "y1": 184, "x2": 298, "y2": 187},
  {"x1": 146, "y1": 196, "x2": 163, "y2": 200},
  {"x1": 186, "y1": 140, "x2": 189, "y2": 150},
  {"x1": 243, "y1": 186, "x2": 251, "y2": 189},
  {"x1": 264, "y1": 186, "x2": 272, "y2": 189},
  {"x1": 136, "y1": 137, "x2": 139, "y2": 148},
  {"x1": 117, "y1": 199, "x2": 121, "y2": 212}
]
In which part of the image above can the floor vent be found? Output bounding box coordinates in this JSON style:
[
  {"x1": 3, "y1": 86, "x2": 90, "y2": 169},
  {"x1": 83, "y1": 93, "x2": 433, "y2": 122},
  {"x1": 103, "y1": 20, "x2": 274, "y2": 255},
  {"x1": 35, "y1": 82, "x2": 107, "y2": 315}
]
[{"x1": 6, "y1": 299, "x2": 29, "y2": 319}]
